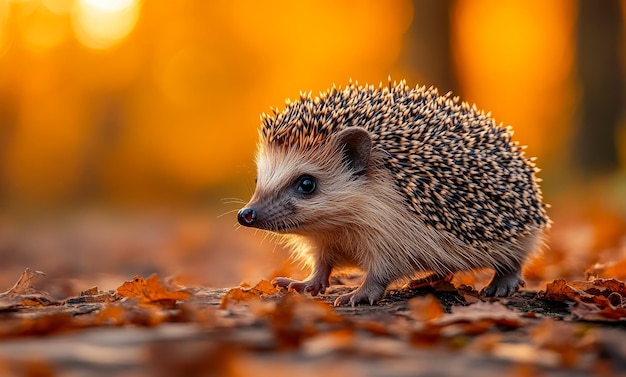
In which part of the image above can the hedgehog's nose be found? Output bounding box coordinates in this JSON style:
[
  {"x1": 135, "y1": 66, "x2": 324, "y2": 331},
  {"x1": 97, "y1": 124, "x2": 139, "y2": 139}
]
[{"x1": 237, "y1": 208, "x2": 257, "y2": 227}]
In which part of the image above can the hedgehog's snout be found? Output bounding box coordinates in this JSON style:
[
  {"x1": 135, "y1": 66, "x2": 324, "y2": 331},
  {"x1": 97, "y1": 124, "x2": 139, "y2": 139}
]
[{"x1": 237, "y1": 207, "x2": 257, "y2": 227}]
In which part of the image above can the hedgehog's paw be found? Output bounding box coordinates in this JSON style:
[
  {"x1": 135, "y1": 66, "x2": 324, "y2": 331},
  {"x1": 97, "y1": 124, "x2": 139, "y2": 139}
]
[
  {"x1": 272, "y1": 277, "x2": 298, "y2": 290},
  {"x1": 481, "y1": 271, "x2": 525, "y2": 297},
  {"x1": 271, "y1": 277, "x2": 328, "y2": 296},
  {"x1": 333, "y1": 284, "x2": 386, "y2": 307}
]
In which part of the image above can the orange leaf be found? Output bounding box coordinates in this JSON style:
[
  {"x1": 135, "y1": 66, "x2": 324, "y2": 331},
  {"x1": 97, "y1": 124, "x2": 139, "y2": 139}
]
[
  {"x1": 96, "y1": 305, "x2": 127, "y2": 326},
  {"x1": 250, "y1": 279, "x2": 280, "y2": 295},
  {"x1": 408, "y1": 294, "x2": 444, "y2": 322},
  {"x1": 116, "y1": 274, "x2": 191, "y2": 306},
  {"x1": 80, "y1": 286, "x2": 99, "y2": 296},
  {"x1": 544, "y1": 278, "x2": 626, "y2": 321},
  {"x1": 116, "y1": 276, "x2": 145, "y2": 298},
  {"x1": 544, "y1": 279, "x2": 591, "y2": 302},
  {"x1": 545, "y1": 278, "x2": 626, "y2": 306},
  {"x1": 220, "y1": 279, "x2": 281, "y2": 309},
  {"x1": 143, "y1": 275, "x2": 191, "y2": 303}
]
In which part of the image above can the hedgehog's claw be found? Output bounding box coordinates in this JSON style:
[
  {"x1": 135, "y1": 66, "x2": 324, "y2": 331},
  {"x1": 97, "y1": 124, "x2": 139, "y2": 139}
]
[
  {"x1": 272, "y1": 276, "x2": 329, "y2": 296},
  {"x1": 481, "y1": 270, "x2": 525, "y2": 297},
  {"x1": 272, "y1": 260, "x2": 331, "y2": 297},
  {"x1": 333, "y1": 282, "x2": 386, "y2": 307}
]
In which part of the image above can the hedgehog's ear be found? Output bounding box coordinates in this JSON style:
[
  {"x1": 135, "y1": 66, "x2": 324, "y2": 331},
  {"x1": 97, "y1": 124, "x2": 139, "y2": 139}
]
[{"x1": 335, "y1": 127, "x2": 371, "y2": 175}]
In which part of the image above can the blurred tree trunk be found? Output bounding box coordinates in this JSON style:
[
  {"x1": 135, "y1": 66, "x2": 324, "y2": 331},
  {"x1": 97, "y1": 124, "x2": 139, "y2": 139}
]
[
  {"x1": 0, "y1": 95, "x2": 17, "y2": 208},
  {"x1": 401, "y1": 0, "x2": 458, "y2": 94},
  {"x1": 573, "y1": 0, "x2": 625, "y2": 177},
  {"x1": 74, "y1": 97, "x2": 124, "y2": 204}
]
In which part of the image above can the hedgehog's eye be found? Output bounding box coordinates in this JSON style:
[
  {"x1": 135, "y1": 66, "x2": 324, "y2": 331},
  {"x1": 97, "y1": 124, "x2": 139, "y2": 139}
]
[{"x1": 295, "y1": 175, "x2": 317, "y2": 195}]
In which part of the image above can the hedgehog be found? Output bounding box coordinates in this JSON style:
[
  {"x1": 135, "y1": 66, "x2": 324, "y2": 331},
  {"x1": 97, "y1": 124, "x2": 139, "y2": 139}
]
[{"x1": 237, "y1": 80, "x2": 550, "y2": 307}]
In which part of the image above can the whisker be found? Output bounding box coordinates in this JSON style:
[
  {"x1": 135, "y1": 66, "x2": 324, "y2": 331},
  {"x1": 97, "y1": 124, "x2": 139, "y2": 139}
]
[
  {"x1": 217, "y1": 208, "x2": 241, "y2": 219},
  {"x1": 222, "y1": 201, "x2": 246, "y2": 206},
  {"x1": 221, "y1": 197, "x2": 247, "y2": 205}
]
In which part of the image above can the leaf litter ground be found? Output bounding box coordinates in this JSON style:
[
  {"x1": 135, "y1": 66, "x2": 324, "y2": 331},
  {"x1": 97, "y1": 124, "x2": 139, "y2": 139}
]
[{"x1": 1, "y1": 269, "x2": 626, "y2": 376}]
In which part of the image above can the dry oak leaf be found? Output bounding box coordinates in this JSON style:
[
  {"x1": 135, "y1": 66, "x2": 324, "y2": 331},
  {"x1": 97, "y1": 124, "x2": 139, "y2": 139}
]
[
  {"x1": 116, "y1": 274, "x2": 191, "y2": 306},
  {"x1": 436, "y1": 301, "x2": 524, "y2": 327},
  {"x1": 0, "y1": 268, "x2": 46, "y2": 299},
  {"x1": 409, "y1": 301, "x2": 523, "y2": 346},
  {"x1": 220, "y1": 280, "x2": 281, "y2": 309},
  {"x1": 571, "y1": 300, "x2": 626, "y2": 321},
  {"x1": 543, "y1": 279, "x2": 594, "y2": 302},
  {"x1": 570, "y1": 278, "x2": 626, "y2": 298},
  {"x1": 433, "y1": 301, "x2": 524, "y2": 338},
  {"x1": 0, "y1": 268, "x2": 55, "y2": 308},
  {"x1": 544, "y1": 278, "x2": 626, "y2": 304},
  {"x1": 544, "y1": 278, "x2": 626, "y2": 321}
]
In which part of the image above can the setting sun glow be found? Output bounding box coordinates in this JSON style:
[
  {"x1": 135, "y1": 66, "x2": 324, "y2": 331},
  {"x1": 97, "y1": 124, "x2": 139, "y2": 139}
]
[
  {"x1": 0, "y1": 1, "x2": 623, "y2": 208},
  {"x1": 72, "y1": 0, "x2": 140, "y2": 50}
]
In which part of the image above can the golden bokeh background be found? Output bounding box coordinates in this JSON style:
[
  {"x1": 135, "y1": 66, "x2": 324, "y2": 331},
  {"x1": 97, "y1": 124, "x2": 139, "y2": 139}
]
[{"x1": 0, "y1": 0, "x2": 625, "y2": 291}]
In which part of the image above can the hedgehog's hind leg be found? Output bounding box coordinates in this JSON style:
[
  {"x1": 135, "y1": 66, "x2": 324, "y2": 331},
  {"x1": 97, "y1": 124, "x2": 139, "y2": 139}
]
[
  {"x1": 333, "y1": 275, "x2": 388, "y2": 307},
  {"x1": 482, "y1": 229, "x2": 542, "y2": 297},
  {"x1": 481, "y1": 268, "x2": 525, "y2": 297}
]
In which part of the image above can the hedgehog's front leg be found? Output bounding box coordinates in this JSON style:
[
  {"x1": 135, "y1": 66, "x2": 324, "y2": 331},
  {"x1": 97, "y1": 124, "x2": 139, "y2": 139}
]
[
  {"x1": 333, "y1": 274, "x2": 389, "y2": 307},
  {"x1": 272, "y1": 259, "x2": 332, "y2": 297}
]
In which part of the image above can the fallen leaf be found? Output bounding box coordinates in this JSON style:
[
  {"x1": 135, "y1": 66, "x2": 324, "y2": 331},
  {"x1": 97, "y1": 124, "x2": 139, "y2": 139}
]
[
  {"x1": 143, "y1": 275, "x2": 191, "y2": 303},
  {"x1": 543, "y1": 279, "x2": 593, "y2": 302},
  {"x1": 265, "y1": 294, "x2": 343, "y2": 350},
  {"x1": 0, "y1": 268, "x2": 46, "y2": 299},
  {"x1": 220, "y1": 280, "x2": 281, "y2": 309},
  {"x1": 570, "y1": 278, "x2": 626, "y2": 298},
  {"x1": 437, "y1": 301, "x2": 524, "y2": 329},
  {"x1": 95, "y1": 305, "x2": 127, "y2": 326},
  {"x1": 80, "y1": 286, "x2": 99, "y2": 296},
  {"x1": 410, "y1": 301, "x2": 525, "y2": 341},
  {"x1": 16, "y1": 313, "x2": 84, "y2": 337},
  {"x1": 0, "y1": 269, "x2": 56, "y2": 309},
  {"x1": 543, "y1": 278, "x2": 626, "y2": 321},
  {"x1": 571, "y1": 300, "x2": 626, "y2": 321},
  {"x1": 116, "y1": 274, "x2": 191, "y2": 307},
  {"x1": 408, "y1": 294, "x2": 444, "y2": 322},
  {"x1": 530, "y1": 318, "x2": 595, "y2": 367},
  {"x1": 116, "y1": 276, "x2": 145, "y2": 298}
]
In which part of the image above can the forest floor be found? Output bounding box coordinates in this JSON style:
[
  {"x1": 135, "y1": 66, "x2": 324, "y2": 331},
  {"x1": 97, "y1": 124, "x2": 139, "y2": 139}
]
[
  {"x1": 1, "y1": 199, "x2": 625, "y2": 376},
  {"x1": 1, "y1": 269, "x2": 626, "y2": 377}
]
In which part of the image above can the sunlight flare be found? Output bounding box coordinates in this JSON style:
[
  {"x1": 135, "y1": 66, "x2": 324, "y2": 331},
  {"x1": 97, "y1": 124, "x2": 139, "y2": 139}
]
[{"x1": 72, "y1": 0, "x2": 140, "y2": 50}]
